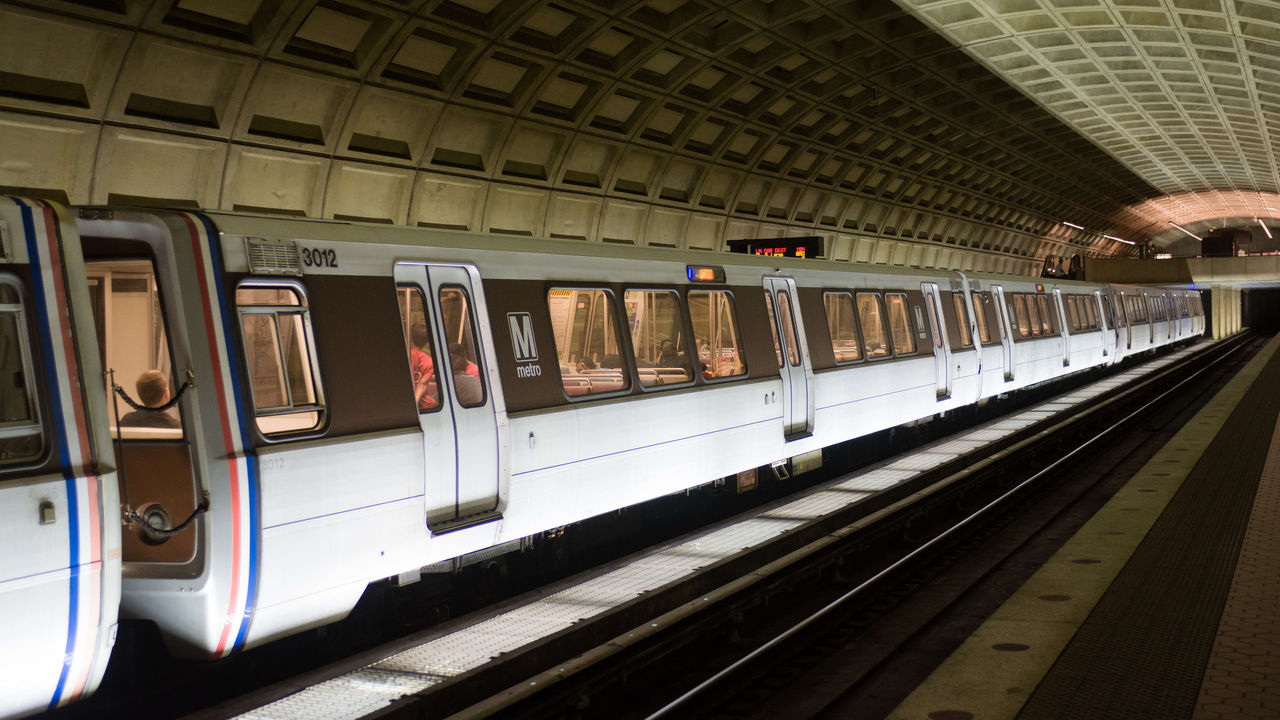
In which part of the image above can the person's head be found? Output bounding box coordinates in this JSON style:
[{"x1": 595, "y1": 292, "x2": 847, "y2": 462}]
[
  {"x1": 410, "y1": 322, "x2": 429, "y2": 348},
  {"x1": 449, "y1": 343, "x2": 468, "y2": 373},
  {"x1": 659, "y1": 339, "x2": 676, "y2": 357},
  {"x1": 136, "y1": 370, "x2": 169, "y2": 407}
]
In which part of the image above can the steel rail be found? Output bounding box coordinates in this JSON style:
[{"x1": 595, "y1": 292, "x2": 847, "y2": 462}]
[{"x1": 645, "y1": 334, "x2": 1252, "y2": 719}]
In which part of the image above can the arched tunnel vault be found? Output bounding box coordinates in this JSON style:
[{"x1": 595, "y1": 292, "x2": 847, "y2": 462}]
[{"x1": 2, "y1": 0, "x2": 1268, "y2": 271}]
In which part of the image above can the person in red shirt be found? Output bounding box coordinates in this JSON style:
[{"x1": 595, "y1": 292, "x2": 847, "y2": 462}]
[{"x1": 409, "y1": 322, "x2": 438, "y2": 410}]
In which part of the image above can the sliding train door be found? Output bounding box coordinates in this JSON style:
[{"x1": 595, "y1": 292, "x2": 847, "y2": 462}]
[
  {"x1": 395, "y1": 262, "x2": 507, "y2": 531},
  {"x1": 763, "y1": 276, "x2": 814, "y2": 439},
  {"x1": 921, "y1": 283, "x2": 952, "y2": 400},
  {"x1": 990, "y1": 285, "x2": 1015, "y2": 381}
]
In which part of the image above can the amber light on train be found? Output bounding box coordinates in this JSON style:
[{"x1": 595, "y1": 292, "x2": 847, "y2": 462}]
[
  {"x1": 687, "y1": 265, "x2": 726, "y2": 283},
  {"x1": 1035, "y1": 284, "x2": 1045, "y2": 292}
]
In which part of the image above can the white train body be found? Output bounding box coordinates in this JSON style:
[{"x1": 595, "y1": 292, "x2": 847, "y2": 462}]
[{"x1": 0, "y1": 200, "x2": 1204, "y2": 717}]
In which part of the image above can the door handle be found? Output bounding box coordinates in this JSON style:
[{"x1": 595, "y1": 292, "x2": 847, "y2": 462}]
[{"x1": 39, "y1": 500, "x2": 55, "y2": 525}]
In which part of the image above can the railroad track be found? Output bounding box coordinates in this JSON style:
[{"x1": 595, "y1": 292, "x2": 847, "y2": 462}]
[{"x1": 429, "y1": 334, "x2": 1258, "y2": 720}]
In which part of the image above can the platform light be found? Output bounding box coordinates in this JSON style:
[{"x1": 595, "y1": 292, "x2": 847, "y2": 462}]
[
  {"x1": 1257, "y1": 218, "x2": 1273, "y2": 239},
  {"x1": 1103, "y1": 234, "x2": 1136, "y2": 245},
  {"x1": 1169, "y1": 221, "x2": 1201, "y2": 240},
  {"x1": 1062, "y1": 221, "x2": 1084, "y2": 229}
]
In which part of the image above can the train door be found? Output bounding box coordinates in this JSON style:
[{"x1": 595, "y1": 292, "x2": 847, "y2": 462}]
[
  {"x1": 1051, "y1": 289, "x2": 1070, "y2": 367},
  {"x1": 84, "y1": 248, "x2": 203, "y2": 567},
  {"x1": 921, "y1": 283, "x2": 952, "y2": 399},
  {"x1": 990, "y1": 285, "x2": 1015, "y2": 381},
  {"x1": 0, "y1": 198, "x2": 119, "y2": 714},
  {"x1": 1094, "y1": 291, "x2": 1113, "y2": 359},
  {"x1": 395, "y1": 263, "x2": 506, "y2": 530},
  {"x1": 763, "y1": 276, "x2": 814, "y2": 439},
  {"x1": 951, "y1": 273, "x2": 981, "y2": 401}
]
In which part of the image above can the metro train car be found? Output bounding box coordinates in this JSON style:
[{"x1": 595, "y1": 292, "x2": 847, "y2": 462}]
[
  {"x1": 0, "y1": 198, "x2": 1203, "y2": 717},
  {"x1": 0, "y1": 198, "x2": 121, "y2": 719}
]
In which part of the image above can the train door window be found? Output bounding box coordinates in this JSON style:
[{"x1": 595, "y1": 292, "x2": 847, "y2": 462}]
[
  {"x1": 1025, "y1": 295, "x2": 1043, "y2": 337},
  {"x1": 774, "y1": 291, "x2": 802, "y2": 367},
  {"x1": 856, "y1": 293, "x2": 891, "y2": 359},
  {"x1": 824, "y1": 292, "x2": 863, "y2": 362},
  {"x1": 87, "y1": 260, "x2": 185, "y2": 440},
  {"x1": 236, "y1": 284, "x2": 325, "y2": 435},
  {"x1": 438, "y1": 287, "x2": 487, "y2": 407},
  {"x1": 1036, "y1": 295, "x2": 1055, "y2": 334},
  {"x1": 885, "y1": 293, "x2": 916, "y2": 355},
  {"x1": 688, "y1": 290, "x2": 746, "y2": 380},
  {"x1": 1012, "y1": 294, "x2": 1031, "y2": 338},
  {"x1": 763, "y1": 292, "x2": 784, "y2": 368},
  {"x1": 547, "y1": 288, "x2": 629, "y2": 397},
  {"x1": 951, "y1": 294, "x2": 972, "y2": 348},
  {"x1": 624, "y1": 290, "x2": 693, "y2": 387},
  {"x1": 971, "y1": 292, "x2": 992, "y2": 344},
  {"x1": 1068, "y1": 296, "x2": 1083, "y2": 332},
  {"x1": 0, "y1": 279, "x2": 41, "y2": 464},
  {"x1": 396, "y1": 287, "x2": 441, "y2": 412}
]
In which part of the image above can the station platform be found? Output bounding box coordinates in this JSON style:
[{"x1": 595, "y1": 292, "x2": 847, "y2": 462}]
[{"x1": 891, "y1": 332, "x2": 1280, "y2": 720}]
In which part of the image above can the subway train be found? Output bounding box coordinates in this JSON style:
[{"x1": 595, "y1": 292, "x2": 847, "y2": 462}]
[{"x1": 0, "y1": 196, "x2": 1204, "y2": 718}]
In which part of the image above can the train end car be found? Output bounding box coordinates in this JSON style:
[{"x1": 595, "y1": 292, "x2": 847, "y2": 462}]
[{"x1": 0, "y1": 197, "x2": 121, "y2": 719}]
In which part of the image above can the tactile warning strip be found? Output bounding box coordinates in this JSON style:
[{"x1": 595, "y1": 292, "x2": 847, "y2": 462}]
[
  {"x1": 1194, "y1": 408, "x2": 1280, "y2": 717},
  {"x1": 889, "y1": 335, "x2": 1280, "y2": 720},
  {"x1": 234, "y1": 345, "x2": 1204, "y2": 720}
]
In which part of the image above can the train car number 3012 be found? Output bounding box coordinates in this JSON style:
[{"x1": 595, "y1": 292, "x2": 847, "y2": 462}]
[{"x1": 302, "y1": 247, "x2": 339, "y2": 269}]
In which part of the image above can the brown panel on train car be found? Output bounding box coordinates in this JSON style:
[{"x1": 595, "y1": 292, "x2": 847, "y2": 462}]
[
  {"x1": 119, "y1": 443, "x2": 196, "y2": 563},
  {"x1": 223, "y1": 272, "x2": 419, "y2": 443},
  {"x1": 482, "y1": 279, "x2": 571, "y2": 414},
  {"x1": 795, "y1": 286, "x2": 834, "y2": 370},
  {"x1": 302, "y1": 275, "x2": 418, "y2": 438},
  {"x1": 736, "y1": 285, "x2": 780, "y2": 380}
]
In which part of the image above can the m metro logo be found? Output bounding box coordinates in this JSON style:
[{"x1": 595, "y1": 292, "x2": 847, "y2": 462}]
[{"x1": 508, "y1": 312, "x2": 542, "y2": 377}]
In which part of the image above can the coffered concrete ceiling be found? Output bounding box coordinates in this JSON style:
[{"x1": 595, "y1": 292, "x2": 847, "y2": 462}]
[{"x1": 0, "y1": 0, "x2": 1276, "y2": 271}]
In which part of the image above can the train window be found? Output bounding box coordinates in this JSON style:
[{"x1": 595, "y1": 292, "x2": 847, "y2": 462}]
[
  {"x1": 1012, "y1": 295, "x2": 1031, "y2": 339},
  {"x1": 1133, "y1": 296, "x2": 1148, "y2": 323},
  {"x1": 971, "y1": 292, "x2": 992, "y2": 344},
  {"x1": 1025, "y1": 295, "x2": 1043, "y2": 337},
  {"x1": 236, "y1": 284, "x2": 324, "y2": 435},
  {"x1": 688, "y1": 291, "x2": 746, "y2": 380},
  {"x1": 775, "y1": 291, "x2": 802, "y2": 367},
  {"x1": 824, "y1": 292, "x2": 863, "y2": 362},
  {"x1": 87, "y1": 260, "x2": 186, "y2": 440},
  {"x1": 951, "y1": 294, "x2": 972, "y2": 348},
  {"x1": 1067, "y1": 296, "x2": 1082, "y2": 332},
  {"x1": 1083, "y1": 296, "x2": 1098, "y2": 329},
  {"x1": 763, "y1": 292, "x2": 784, "y2": 368},
  {"x1": 439, "y1": 287, "x2": 487, "y2": 407},
  {"x1": 396, "y1": 287, "x2": 441, "y2": 413},
  {"x1": 624, "y1": 290, "x2": 693, "y2": 387},
  {"x1": 546, "y1": 288, "x2": 629, "y2": 398},
  {"x1": 857, "y1": 293, "x2": 891, "y2": 359},
  {"x1": 1036, "y1": 295, "x2": 1055, "y2": 334},
  {"x1": 1111, "y1": 296, "x2": 1126, "y2": 327},
  {"x1": 885, "y1": 293, "x2": 916, "y2": 355},
  {"x1": 0, "y1": 280, "x2": 42, "y2": 464}
]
